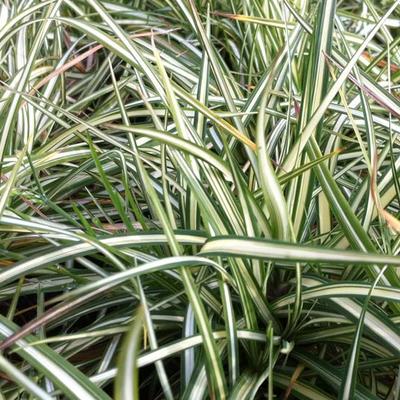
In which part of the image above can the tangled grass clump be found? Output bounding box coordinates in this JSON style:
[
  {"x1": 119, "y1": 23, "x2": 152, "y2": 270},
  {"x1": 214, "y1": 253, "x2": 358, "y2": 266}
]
[{"x1": 0, "y1": 1, "x2": 400, "y2": 399}]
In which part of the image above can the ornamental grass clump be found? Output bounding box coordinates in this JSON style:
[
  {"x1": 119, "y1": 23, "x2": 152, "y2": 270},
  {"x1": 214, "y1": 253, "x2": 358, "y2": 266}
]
[{"x1": 0, "y1": 1, "x2": 400, "y2": 399}]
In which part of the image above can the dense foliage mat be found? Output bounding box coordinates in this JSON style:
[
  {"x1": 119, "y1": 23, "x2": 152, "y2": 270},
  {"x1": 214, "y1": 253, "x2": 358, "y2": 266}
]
[{"x1": 0, "y1": 0, "x2": 400, "y2": 399}]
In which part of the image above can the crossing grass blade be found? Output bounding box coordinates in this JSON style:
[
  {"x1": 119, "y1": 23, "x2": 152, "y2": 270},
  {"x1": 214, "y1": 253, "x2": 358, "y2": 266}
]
[{"x1": 115, "y1": 306, "x2": 144, "y2": 400}]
